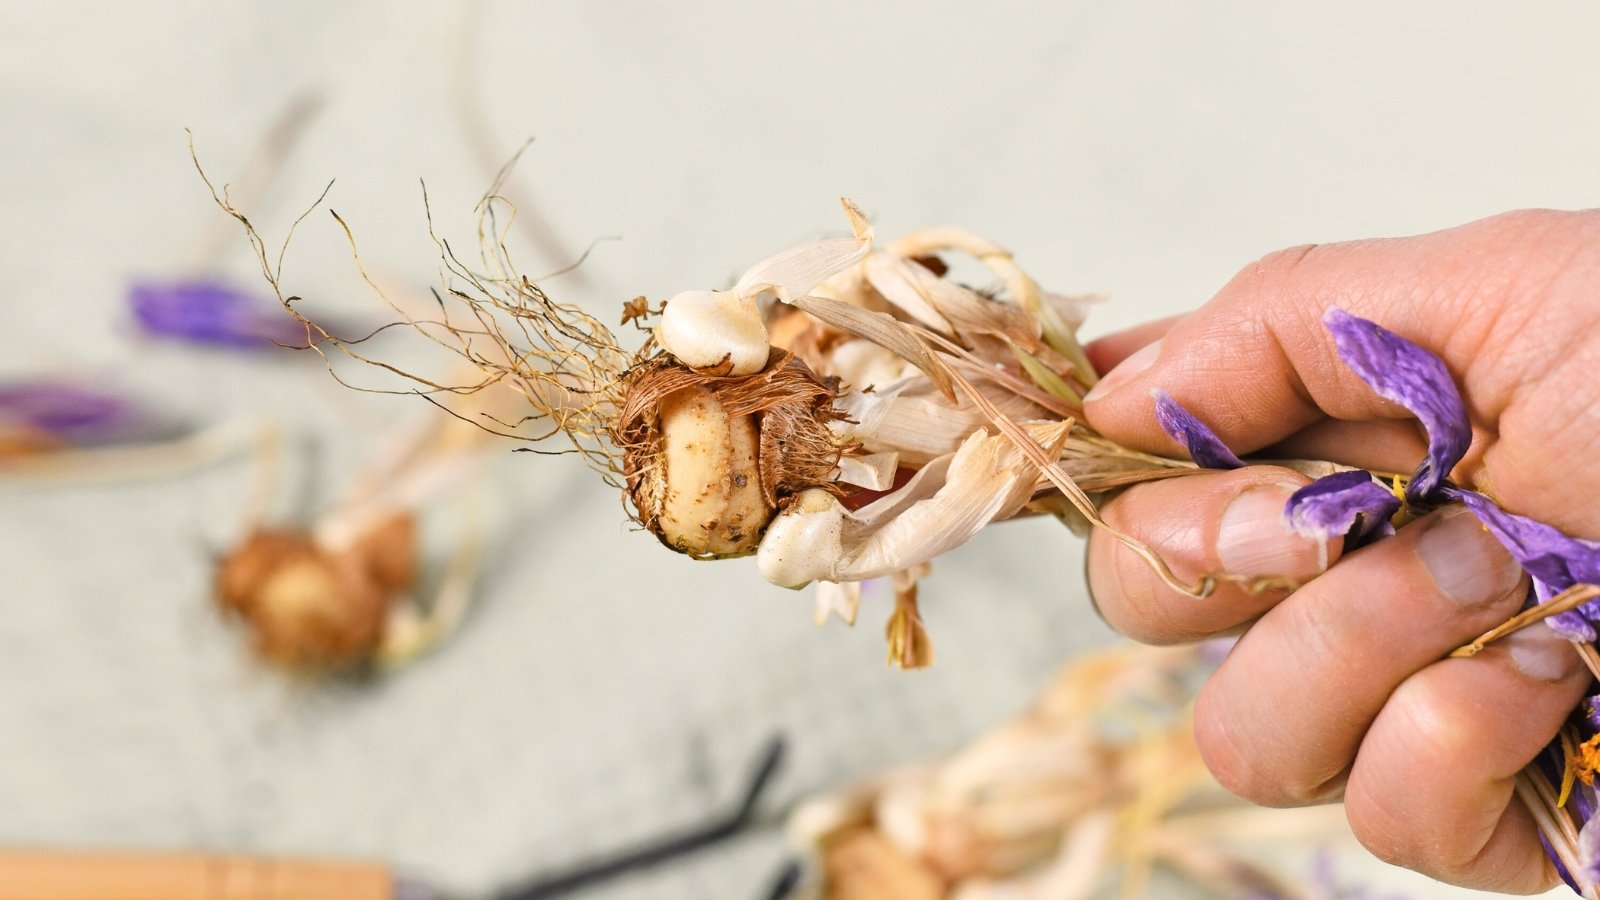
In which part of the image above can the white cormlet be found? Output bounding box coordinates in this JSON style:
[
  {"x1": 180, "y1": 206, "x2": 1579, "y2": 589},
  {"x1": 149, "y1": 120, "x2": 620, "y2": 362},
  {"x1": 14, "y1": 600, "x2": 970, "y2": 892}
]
[
  {"x1": 654, "y1": 289, "x2": 771, "y2": 376},
  {"x1": 757, "y1": 488, "x2": 847, "y2": 587},
  {"x1": 654, "y1": 198, "x2": 875, "y2": 376}
]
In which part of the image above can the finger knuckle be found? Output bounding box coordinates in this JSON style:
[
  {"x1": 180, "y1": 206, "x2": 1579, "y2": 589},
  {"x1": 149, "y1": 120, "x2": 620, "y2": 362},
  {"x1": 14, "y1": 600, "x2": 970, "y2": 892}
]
[{"x1": 1248, "y1": 243, "x2": 1323, "y2": 287}]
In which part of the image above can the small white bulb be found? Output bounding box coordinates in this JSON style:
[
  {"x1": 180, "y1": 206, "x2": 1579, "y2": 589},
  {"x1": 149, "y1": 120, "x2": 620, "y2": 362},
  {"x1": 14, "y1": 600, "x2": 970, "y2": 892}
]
[
  {"x1": 654, "y1": 289, "x2": 770, "y2": 376},
  {"x1": 757, "y1": 488, "x2": 847, "y2": 588}
]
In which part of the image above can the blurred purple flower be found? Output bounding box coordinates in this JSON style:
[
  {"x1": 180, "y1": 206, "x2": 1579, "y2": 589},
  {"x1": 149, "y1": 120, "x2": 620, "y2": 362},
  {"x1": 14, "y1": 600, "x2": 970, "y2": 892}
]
[
  {"x1": 130, "y1": 279, "x2": 311, "y2": 349},
  {"x1": 0, "y1": 381, "x2": 162, "y2": 446},
  {"x1": 1323, "y1": 308, "x2": 1471, "y2": 503},
  {"x1": 1152, "y1": 389, "x2": 1244, "y2": 469},
  {"x1": 1283, "y1": 470, "x2": 1401, "y2": 543}
]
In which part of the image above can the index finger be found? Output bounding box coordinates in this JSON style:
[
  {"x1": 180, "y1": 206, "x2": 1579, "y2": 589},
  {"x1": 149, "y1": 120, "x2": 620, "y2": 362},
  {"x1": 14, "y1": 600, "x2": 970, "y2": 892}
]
[{"x1": 1081, "y1": 210, "x2": 1597, "y2": 460}]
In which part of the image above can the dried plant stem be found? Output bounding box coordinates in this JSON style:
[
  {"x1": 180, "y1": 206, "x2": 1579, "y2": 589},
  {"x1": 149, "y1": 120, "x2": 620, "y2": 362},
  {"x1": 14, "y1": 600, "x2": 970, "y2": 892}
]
[
  {"x1": 886, "y1": 227, "x2": 1098, "y2": 388},
  {"x1": 1515, "y1": 768, "x2": 1596, "y2": 899},
  {"x1": 185, "y1": 93, "x2": 320, "y2": 273},
  {"x1": 900, "y1": 328, "x2": 1215, "y2": 598},
  {"x1": 1578, "y1": 643, "x2": 1600, "y2": 683},
  {"x1": 238, "y1": 421, "x2": 285, "y2": 533},
  {"x1": 1526, "y1": 764, "x2": 1583, "y2": 850},
  {"x1": 1449, "y1": 585, "x2": 1600, "y2": 658},
  {"x1": 376, "y1": 495, "x2": 485, "y2": 668}
]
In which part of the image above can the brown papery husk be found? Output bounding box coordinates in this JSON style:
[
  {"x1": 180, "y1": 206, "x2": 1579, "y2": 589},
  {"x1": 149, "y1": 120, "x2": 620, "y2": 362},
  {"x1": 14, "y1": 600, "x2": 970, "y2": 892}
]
[{"x1": 612, "y1": 350, "x2": 854, "y2": 553}]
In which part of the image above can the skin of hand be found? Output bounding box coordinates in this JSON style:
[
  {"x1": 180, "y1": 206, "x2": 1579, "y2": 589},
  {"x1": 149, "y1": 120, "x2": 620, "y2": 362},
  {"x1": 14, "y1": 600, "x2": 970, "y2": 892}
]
[{"x1": 1081, "y1": 208, "x2": 1600, "y2": 893}]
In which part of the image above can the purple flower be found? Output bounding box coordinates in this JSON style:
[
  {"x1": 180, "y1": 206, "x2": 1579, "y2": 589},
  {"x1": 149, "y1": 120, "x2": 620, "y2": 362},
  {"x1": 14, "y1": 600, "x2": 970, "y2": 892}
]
[
  {"x1": 1152, "y1": 389, "x2": 1244, "y2": 469},
  {"x1": 130, "y1": 279, "x2": 311, "y2": 349},
  {"x1": 1323, "y1": 308, "x2": 1471, "y2": 503},
  {"x1": 1283, "y1": 470, "x2": 1402, "y2": 542},
  {"x1": 0, "y1": 381, "x2": 159, "y2": 447}
]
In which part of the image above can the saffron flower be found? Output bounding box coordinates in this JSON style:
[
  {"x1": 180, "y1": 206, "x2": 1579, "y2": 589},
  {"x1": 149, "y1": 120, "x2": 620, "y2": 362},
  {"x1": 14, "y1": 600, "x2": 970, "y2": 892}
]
[{"x1": 130, "y1": 278, "x2": 313, "y2": 348}]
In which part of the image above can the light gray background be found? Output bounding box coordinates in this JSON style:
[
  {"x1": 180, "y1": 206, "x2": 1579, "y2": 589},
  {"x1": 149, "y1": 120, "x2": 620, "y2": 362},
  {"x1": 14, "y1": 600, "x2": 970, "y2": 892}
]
[{"x1": 3, "y1": 3, "x2": 1597, "y2": 898}]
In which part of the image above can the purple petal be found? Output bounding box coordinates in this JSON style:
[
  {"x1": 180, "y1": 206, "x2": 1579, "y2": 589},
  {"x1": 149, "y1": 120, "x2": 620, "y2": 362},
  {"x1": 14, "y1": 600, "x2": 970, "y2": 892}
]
[
  {"x1": 1575, "y1": 775, "x2": 1600, "y2": 826},
  {"x1": 1152, "y1": 390, "x2": 1243, "y2": 469},
  {"x1": 1456, "y1": 491, "x2": 1600, "y2": 589},
  {"x1": 1283, "y1": 470, "x2": 1402, "y2": 542},
  {"x1": 130, "y1": 279, "x2": 311, "y2": 349},
  {"x1": 1580, "y1": 814, "x2": 1600, "y2": 890},
  {"x1": 1455, "y1": 490, "x2": 1600, "y2": 639},
  {"x1": 1323, "y1": 308, "x2": 1470, "y2": 501},
  {"x1": 1539, "y1": 577, "x2": 1599, "y2": 643},
  {"x1": 0, "y1": 381, "x2": 160, "y2": 446}
]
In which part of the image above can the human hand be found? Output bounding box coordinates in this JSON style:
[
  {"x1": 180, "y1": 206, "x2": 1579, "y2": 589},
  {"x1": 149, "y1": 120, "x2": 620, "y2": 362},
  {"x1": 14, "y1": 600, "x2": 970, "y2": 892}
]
[{"x1": 1081, "y1": 209, "x2": 1600, "y2": 892}]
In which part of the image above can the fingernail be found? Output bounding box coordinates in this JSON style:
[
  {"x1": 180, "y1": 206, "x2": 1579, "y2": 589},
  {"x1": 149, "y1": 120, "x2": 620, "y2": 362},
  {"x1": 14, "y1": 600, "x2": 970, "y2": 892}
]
[
  {"x1": 1504, "y1": 625, "x2": 1580, "y2": 682},
  {"x1": 1084, "y1": 339, "x2": 1162, "y2": 403},
  {"x1": 1416, "y1": 505, "x2": 1523, "y2": 607},
  {"x1": 1217, "y1": 484, "x2": 1328, "y2": 578}
]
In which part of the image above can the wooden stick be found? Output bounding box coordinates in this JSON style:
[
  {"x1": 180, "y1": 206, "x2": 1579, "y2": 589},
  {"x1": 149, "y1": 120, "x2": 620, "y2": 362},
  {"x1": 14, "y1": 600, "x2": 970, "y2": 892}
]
[{"x1": 0, "y1": 849, "x2": 395, "y2": 900}]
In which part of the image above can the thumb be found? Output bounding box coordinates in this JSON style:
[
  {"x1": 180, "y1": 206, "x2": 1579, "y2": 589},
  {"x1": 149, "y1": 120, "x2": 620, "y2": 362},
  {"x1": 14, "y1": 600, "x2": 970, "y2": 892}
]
[{"x1": 1080, "y1": 209, "x2": 1596, "y2": 467}]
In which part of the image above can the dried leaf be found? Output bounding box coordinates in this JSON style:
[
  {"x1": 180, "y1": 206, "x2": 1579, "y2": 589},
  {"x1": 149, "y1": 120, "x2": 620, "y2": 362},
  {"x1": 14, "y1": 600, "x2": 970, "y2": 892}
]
[
  {"x1": 789, "y1": 294, "x2": 955, "y2": 399},
  {"x1": 814, "y1": 580, "x2": 862, "y2": 626},
  {"x1": 736, "y1": 197, "x2": 874, "y2": 301},
  {"x1": 760, "y1": 422, "x2": 1070, "y2": 586},
  {"x1": 835, "y1": 451, "x2": 900, "y2": 491}
]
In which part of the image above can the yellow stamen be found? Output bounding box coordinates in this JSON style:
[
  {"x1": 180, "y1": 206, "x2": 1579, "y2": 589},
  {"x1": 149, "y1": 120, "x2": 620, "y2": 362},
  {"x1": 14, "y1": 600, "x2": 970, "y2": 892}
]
[
  {"x1": 1388, "y1": 474, "x2": 1413, "y2": 529},
  {"x1": 1562, "y1": 731, "x2": 1600, "y2": 806},
  {"x1": 1559, "y1": 729, "x2": 1581, "y2": 807}
]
